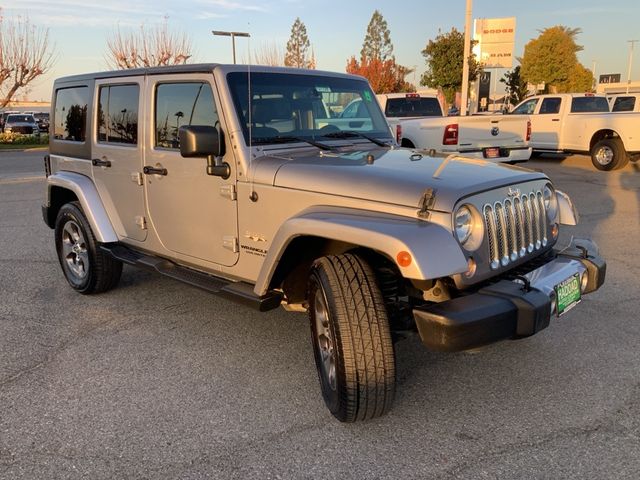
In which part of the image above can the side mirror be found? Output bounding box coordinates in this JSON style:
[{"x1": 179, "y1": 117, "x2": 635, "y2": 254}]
[
  {"x1": 179, "y1": 124, "x2": 225, "y2": 158},
  {"x1": 178, "y1": 125, "x2": 230, "y2": 179}
]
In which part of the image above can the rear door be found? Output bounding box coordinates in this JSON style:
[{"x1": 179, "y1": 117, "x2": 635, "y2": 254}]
[{"x1": 92, "y1": 77, "x2": 147, "y2": 242}]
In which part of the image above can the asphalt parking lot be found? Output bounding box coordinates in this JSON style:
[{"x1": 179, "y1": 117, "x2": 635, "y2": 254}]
[{"x1": 1, "y1": 150, "x2": 639, "y2": 479}]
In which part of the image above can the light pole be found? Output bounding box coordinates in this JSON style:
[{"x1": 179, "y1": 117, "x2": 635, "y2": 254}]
[
  {"x1": 460, "y1": 0, "x2": 473, "y2": 116},
  {"x1": 626, "y1": 40, "x2": 639, "y2": 94},
  {"x1": 212, "y1": 30, "x2": 250, "y2": 64}
]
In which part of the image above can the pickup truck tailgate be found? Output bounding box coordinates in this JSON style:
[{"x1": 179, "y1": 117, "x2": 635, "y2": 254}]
[{"x1": 457, "y1": 115, "x2": 528, "y2": 149}]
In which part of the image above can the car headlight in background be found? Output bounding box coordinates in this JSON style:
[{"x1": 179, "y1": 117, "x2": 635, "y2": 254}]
[
  {"x1": 454, "y1": 204, "x2": 483, "y2": 251},
  {"x1": 543, "y1": 183, "x2": 559, "y2": 222}
]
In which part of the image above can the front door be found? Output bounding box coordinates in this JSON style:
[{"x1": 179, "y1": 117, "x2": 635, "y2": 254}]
[
  {"x1": 533, "y1": 97, "x2": 563, "y2": 150},
  {"x1": 92, "y1": 78, "x2": 147, "y2": 242},
  {"x1": 144, "y1": 74, "x2": 239, "y2": 267}
]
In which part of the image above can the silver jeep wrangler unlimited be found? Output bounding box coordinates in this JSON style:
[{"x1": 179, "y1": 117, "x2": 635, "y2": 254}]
[{"x1": 43, "y1": 64, "x2": 606, "y2": 422}]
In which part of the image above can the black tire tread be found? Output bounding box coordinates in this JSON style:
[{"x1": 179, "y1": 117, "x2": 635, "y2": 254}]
[
  {"x1": 55, "y1": 201, "x2": 122, "y2": 294},
  {"x1": 311, "y1": 253, "x2": 395, "y2": 422}
]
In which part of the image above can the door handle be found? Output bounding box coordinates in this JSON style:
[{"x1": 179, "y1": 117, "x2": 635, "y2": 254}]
[
  {"x1": 92, "y1": 158, "x2": 111, "y2": 167},
  {"x1": 143, "y1": 166, "x2": 168, "y2": 176},
  {"x1": 551, "y1": 119, "x2": 560, "y2": 122}
]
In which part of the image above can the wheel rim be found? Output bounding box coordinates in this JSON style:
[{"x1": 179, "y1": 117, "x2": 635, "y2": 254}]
[
  {"x1": 314, "y1": 288, "x2": 337, "y2": 391},
  {"x1": 61, "y1": 220, "x2": 89, "y2": 280},
  {"x1": 594, "y1": 145, "x2": 614, "y2": 166}
]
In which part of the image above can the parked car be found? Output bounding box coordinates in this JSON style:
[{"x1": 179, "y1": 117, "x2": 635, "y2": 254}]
[
  {"x1": 510, "y1": 93, "x2": 640, "y2": 170},
  {"x1": 3, "y1": 113, "x2": 40, "y2": 136},
  {"x1": 0, "y1": 110, "x2": 20, "y2": 132},
  {"x1": 42, "y1": 64, "x2": 605, "y2": 422},
  {"x1": 33, "y1": 112, "x2": 50, "y2": 133},
  {"x1": 378, "y1": 93, "x2": 532, "y2": 164}
]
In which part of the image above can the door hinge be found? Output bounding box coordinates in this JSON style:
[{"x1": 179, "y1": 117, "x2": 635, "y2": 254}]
[
  {"x1": 222, "y1": 235, "x2": 239, "y2": 253},
  {"x1": 135, "y1": 215, "x2": 147, "y2": 230},
  {"x1": 131, "y1": 172, "x2": 143, "y2": 186},
  {"x1": 220, "y1": 184, "x2": 237, "y2": 201}
]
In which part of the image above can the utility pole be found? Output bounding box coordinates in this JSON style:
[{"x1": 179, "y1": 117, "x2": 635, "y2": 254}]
[
  {"x1": 460, "y1": 0, "x2": 473, "y2": 116},
  {"x1": 591, "y1": 60, "x2": 597, "y2": 91},
  {"x1": 627, "y1": 40, "x2": 638, "y2": 94},
  {"x1": 212, "y1": 30, "x2": 251, "y2": 64}
]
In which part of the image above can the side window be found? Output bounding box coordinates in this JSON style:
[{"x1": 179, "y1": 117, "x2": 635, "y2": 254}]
[
  {"x1": 612, "y1": 96, "x2": 635, "y2": 112},
  {"x1": 512, "y1": 99, "x2": 538, "y2": 115},
  {"x1": 539, "y1": 97, "x2": 561, "y2": 114},
  {"x1": 155, "y1": 82, "x2": 219, "y2": 149},
  {"x1": 54, "y1": 86, "x2": 89, "y2": 142},
  {"x1": 97, "y1": 84, "x2": 139, "y2": 145}
]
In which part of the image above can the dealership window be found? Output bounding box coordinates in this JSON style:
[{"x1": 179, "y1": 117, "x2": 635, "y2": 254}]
[
  {"x1": 155, "y1": 82, "x2": 219, "y2": 149},
  {"x1": 97, "y1": 84, "x2": 139, "y2": 145},
  {"x1": 54, "y1": 87, "x2": 89, "y2": 142}
]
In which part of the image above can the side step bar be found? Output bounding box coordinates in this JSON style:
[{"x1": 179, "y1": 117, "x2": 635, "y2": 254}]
[{"x1": 100, "y1": 244, "x2": 283, "y2": 312}]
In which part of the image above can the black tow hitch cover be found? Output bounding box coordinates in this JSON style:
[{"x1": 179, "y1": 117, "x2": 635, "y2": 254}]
[{"x1": 480, "y1": 281, "x2": 550, "y2": 337}]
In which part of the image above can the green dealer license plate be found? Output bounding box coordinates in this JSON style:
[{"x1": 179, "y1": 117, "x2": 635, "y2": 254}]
[{"x1": 555, "y1": 273, "x2": 581, "y2": 316}]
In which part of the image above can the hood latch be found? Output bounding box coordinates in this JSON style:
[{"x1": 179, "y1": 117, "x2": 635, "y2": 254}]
[{"x1": 417, "y1": 188, "x2": 436, "y2": 219}]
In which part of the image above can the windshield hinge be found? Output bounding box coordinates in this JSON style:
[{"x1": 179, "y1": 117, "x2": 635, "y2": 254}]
[
  {"x1": 417, "y1": 188, "x2": 437, "y2": 219},
  {"x1": 223, "y1": 235, "x2": 239, "y2": 253},
  {"x1": 220, "y1": 184, "x2": 237, "y2": 201}
]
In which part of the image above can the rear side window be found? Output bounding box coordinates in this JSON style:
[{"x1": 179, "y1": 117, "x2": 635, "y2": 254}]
[
  {"x1": 612, "y1": 96, "x2": 636, "y2": 112},
  {"x1": 54, "y1": 87, "x2": 89, "y2": 142},
  {"x1": 98, "y1": 84, "x2": 139, "y2": 145},
  {"x1": 385, "y1": 97, "x2": 442, "y2": 117},
  {"x1": 539, "y1": 97, "x2": 561, "y2": 114},
  {"x1": 570, "y1": 97, "x2": 609, "y2": 113},
  {"x1": 155, "y1": 82, "x2": 219, "y2": 149}
]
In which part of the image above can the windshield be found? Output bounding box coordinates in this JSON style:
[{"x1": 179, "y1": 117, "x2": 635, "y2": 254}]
[
  {"x1": 226, "y1": 72, "x2": 392, "y2": 146},
  {"x1": 7, "y1": 115, "x2": 35, "y2": 123}
]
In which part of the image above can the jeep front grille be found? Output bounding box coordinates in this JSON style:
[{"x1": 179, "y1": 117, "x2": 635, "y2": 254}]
[{"x1": 484, "y1": 191, "x2": 547, "y2": 270}]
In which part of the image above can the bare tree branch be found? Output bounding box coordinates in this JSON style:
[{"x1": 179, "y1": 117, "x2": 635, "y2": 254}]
[
  {"x1": 106, "y1": 20, "x2": 192, "y2": 70},
  {"x1": 251, "y1": 42, "x2": 285, "y2": 66},
  {"x1": 0, "y1": 10, "x2": 55, "y2": 108}
]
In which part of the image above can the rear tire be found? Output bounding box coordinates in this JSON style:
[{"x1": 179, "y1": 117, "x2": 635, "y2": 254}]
[
  {"x1": 55, "y1": 202, "x2": 122, "y2": 294},
  {"x1": 308, "y1": 254, "x2": 396, "y2": 422},
  {"x1": 590, "y1": 138, "x2": 629, "y2": 171}
]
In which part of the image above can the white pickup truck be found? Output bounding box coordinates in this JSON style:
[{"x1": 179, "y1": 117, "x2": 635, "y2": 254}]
[
  {"x1": 511, "y1": 93, "x2": 640, "y2": 170},
  {"x1": 377, "y1": 93, "x2": 532, "y2": 163}
]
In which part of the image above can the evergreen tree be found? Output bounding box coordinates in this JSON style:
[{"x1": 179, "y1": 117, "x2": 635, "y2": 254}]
[
  {"x1": 500, "y1": 66, "x2": 529, "y2": 106},
  {"x1": 284, "y1": 18, "x2": 314, "y2": 68},
  {"x1": 360, "y1": 10, "x2": 393, "y2": 61}
]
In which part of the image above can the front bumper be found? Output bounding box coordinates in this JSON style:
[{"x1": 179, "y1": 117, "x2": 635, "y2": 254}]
[{"x1": 413, "y1": 238, "x2": 606, "y2": 352}]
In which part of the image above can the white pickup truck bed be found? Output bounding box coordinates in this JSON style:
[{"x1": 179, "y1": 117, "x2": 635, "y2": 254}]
[{"x1": 378, "y1": 93, "x2": 531, "y2": 164}]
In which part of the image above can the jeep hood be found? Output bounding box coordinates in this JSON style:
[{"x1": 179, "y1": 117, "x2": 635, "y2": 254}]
[{"x1": 260, "y1": 148, "x2": 546, "y2": 212}]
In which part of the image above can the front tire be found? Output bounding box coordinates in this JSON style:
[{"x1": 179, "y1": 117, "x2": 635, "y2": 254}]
[
  {"x1": 55, "y1": 202, "x2": 122, "y2": 294},
  {"x1": 590, "y1": 138, "x2": 629, "y2": 171},
  {"x1": 308, "y1": 254, "x2": 396, "y2": 422}
]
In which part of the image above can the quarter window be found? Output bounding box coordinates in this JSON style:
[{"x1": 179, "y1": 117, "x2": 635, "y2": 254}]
[
  {"x1": 97, "y1": 84, "x2": 139, "y2": 145},
  {"x1": 54, "y1": 86, "x2": 89, "y2": 142},
  {"x1": 155, "y1": 82, "x2": 219, "y2": 149},
  {"x1": 612, "y1": 96, "x2": 635, "y2": 112}
]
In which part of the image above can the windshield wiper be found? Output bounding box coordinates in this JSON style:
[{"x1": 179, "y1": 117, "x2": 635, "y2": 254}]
[
  {"x1": 252, "y1": 135, "x2": 335, "y2": 151},
  {"x1": 321, "y1": 131, "x2": 392, "y2": 147}
]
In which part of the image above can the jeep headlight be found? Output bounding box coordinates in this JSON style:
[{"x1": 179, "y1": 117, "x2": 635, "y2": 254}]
[
  {"x1": 454, "y1": 205, "x2": 483, "y2": 250},
  {"x1": 543, "y1": 184, "x2": 559, "y2": 222}
]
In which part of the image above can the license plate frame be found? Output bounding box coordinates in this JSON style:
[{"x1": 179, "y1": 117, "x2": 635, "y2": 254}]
[
  {"x1": 483, "y1": 147, "x2": 502, "y2": 159},
  {"x1": 554, "y1": 273, "x2": 582, "y2": 316}
]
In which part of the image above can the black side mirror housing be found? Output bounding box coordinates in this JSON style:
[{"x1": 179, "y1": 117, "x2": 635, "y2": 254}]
[{"x1": 178, "y1": 125, "x2": 230, "y2": 179}]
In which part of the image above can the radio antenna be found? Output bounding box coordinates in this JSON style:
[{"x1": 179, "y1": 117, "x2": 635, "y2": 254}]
[{"x1": 247, "y1": 23, "x2": 256, "y2": 200}]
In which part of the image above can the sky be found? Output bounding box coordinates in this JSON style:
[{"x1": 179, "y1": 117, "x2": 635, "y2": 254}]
[{"x1": 3, "y1": 0, "x2": 640, "y2": 102}]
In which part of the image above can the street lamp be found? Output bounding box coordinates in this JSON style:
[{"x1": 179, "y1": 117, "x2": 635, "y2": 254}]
[
  {"x1": 212, "y1": 30, "x2": 250, "y2": 64},
  {"x1": 626, "y1": 39, "x2": 639, "y2": 94}
]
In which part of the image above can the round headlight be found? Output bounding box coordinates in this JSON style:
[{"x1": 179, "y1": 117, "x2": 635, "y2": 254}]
[
  {"x1": 454, "y1": 206, "x2": 473, "y2": 245},
  {"x1": 543, "y1": 184, "x2": 559, "y2": 221}
]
